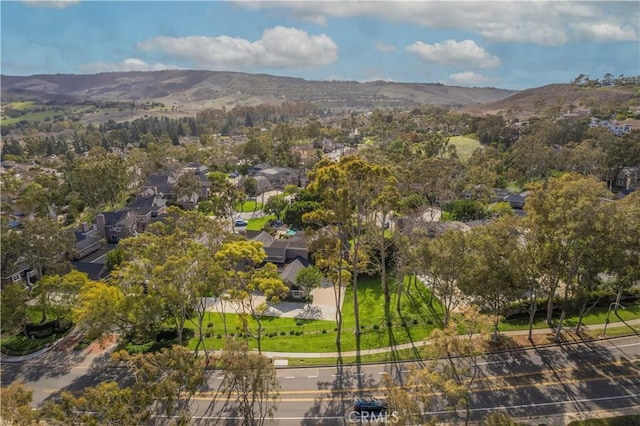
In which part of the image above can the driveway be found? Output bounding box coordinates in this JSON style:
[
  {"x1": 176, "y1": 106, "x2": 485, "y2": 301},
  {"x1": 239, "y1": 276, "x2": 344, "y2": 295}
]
[{"x1": 205, "y1": 280, "x2": 343, "y2": 321}]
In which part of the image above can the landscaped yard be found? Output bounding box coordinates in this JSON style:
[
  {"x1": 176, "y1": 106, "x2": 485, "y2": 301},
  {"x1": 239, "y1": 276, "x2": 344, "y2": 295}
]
[
  {"x1": 234, "y1": 200, "x2": 263, "y2": 212},
  {"x1": 185, "y1": 276, "x2": 445, "y2": 353},
  {"x1": 246, "y1": 215, "x2": 276, "y2": 231}
]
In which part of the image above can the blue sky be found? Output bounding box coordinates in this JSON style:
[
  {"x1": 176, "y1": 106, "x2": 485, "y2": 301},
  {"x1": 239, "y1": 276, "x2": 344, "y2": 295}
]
[{"x1": 1, "y1": 1, "x2": 639, "y2": 90}]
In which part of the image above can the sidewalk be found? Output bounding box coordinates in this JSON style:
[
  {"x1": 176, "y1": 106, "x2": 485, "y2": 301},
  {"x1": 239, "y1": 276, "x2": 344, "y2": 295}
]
[
  {"x1": 258, "y1": 319, "x2": 640, "y2": 359},
  {"x1": 3, "y1": 320, "x2": 637, "y2": 364}
]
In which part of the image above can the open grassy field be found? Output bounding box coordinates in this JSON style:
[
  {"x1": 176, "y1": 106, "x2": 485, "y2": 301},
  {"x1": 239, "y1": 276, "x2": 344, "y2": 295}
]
[
  {"x1": 1, "y1": 109, "x2": 62, "y2": 125},
  {"x1": 449, "y1": 135, "x2": 482, "y2": 161}
]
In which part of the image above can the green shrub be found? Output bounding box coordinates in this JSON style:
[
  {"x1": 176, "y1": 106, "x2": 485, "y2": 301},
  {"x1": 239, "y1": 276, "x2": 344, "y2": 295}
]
[
  {"x1": 280, "y1": 331, "x2": 287, "y2": 336},
  {"x1": 322, "y1": 329, "x2": 327, "y2": 334}
]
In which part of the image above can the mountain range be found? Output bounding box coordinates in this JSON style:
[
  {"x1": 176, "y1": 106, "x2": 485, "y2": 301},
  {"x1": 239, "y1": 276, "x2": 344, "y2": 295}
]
[{"x1": 2, "y1": 70, "x2": 637, "y2": 121}]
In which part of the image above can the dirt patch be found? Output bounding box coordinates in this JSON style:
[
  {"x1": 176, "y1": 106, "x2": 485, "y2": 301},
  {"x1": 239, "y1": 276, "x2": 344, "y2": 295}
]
[{"x1": 84, "y1": 334, "x2": 118, "y2": 355}]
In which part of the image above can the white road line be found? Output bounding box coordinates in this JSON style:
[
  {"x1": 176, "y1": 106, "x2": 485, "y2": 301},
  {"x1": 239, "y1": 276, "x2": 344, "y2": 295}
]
[
  {"x1": 331, "y1": 374, "x2": 342, "y2": 377},
  {"x1": 605, "y1": 343, "x2": 640, "y2": 350},
  {"x1": 422, "y1": 393, "x2": 640, "y2": 415},
  {"x1": 307, "y1": 375, "x2": 318, "y2": 378},
  {"x1": 216, "y1": 376, "x2": 224, "y2": 380},
  {"x1": 284, "y1": 376, "x2": 295, "y2": 379},
  {"x1": 378, "y1": 372, "x2": 388, "y2": 375}
]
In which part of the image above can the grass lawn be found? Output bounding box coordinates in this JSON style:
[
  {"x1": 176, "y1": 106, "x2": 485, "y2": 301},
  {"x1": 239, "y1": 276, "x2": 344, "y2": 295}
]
[
  {"x1": 246, "y1": 215, "x2": 276, "y2": 231},
  {"x1": 185, "y1": 276, "x2": 444, "y2": 353},
  {"x1": 499, "y1": 304, "x2": 640, "y2": 332},
  {"x1": 449, "y1": 135, "x2": 482, "y2": 161},
  {"x1": 1, "y1": 109, "x2": 61, "y2": 125},
  {"x1": 234, "y1": 200, "x2": 263, "y2": 212}
]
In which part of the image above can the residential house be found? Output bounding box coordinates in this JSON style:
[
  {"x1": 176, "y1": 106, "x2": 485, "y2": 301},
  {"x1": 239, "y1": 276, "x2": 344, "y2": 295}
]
[
  {"x1": 279, "y1": 257, "x2": 310, "y2": 299},
  {"x1": 247, "y1": 229, "x2": 310, "y2": 297},
  {"x1": 1, "y1": 258, "x2": 38, "y2": 288},
  {"x1": 589, "y1": 119, "x2": 633, "y2": 136},
  {"x1": 96, "y1": 210, "x2": 137, "y2": 243},
  {"x1": 256, "y1": 167, "x2": 301, "y2": 190},
  {"x1": 125, "y1": 193, "x2": 167, "y2": 233},
  {"x1": 614, "y1": 167, "x2": 640, "y2": 191},
  {"x1": 73, "y1": 223, "x2": 103, "y2": 260}
]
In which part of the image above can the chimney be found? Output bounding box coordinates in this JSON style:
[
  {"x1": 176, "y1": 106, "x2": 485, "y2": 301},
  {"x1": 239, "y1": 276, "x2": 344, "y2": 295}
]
[
  {"x1": 82, "y1": 222, "x2": 89, "y2": 233},
  {"x1": 96, "y1": 214, "x2": 106, "y2": 238}
]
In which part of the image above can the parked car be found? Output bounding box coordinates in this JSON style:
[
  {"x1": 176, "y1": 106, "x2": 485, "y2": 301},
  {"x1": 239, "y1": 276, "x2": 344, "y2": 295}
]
[{"x1": 234, "y1": 219, "x2": 248, "y2": 227}]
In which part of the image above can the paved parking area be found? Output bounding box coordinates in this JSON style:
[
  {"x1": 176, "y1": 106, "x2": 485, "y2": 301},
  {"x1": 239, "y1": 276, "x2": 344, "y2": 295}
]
[{"x1": 205, "y1": 281, "x2": 344, "y2": 321}]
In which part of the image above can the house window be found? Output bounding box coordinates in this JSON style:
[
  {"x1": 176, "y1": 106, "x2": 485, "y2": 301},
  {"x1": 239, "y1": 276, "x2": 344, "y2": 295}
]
[{"x1": 291, "y1": 290, "x2": 303, "y2": 299}]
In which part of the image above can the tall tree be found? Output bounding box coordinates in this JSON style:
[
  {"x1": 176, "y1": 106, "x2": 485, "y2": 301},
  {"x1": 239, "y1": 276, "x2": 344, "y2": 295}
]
[
  {"x1": 383, "y1": 306, "x2": 490, "y2": 426},
  {"x1": 220, "y1": 339, "x2": 280, "y2": 426},
  {"x1": 525, "y1": 174, "x2": 611, "y2": 341},
  {"x1": 416, "y1": 229, "x2": 469, "y2": 329},
  {"x1": 21, "y1": 217, "x2": 75, "y2": 281},
  {"x1": 307, "y1": 156, "x2": 394, "y2": 337},
  {"x1": 215, "y1": 240, "x2": 288, "y2": 353},
  {"x1": 458, "y1": 217, "x2": 527, "y2": 341},
  {"x1": 308, "y1": 228, "x2": 351, "y2": 354},
  {"x1": 112, "y1": 346, "x2": 206, "y2": 426},
  {"x1": 263, "y1": 194, "x2": 288, "y2": 220}
]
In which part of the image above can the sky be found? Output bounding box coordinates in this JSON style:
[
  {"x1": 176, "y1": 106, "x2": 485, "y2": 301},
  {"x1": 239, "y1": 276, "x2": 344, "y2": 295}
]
[{"x1": 1, "y1": 0, "x2": 639, "y2": 90}]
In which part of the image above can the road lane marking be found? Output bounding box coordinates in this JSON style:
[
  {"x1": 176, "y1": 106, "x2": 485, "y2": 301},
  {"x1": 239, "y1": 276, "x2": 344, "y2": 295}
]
[
  {"x1": 284, "y1": 376, "x2": 295, "y2": 379},
  {"x1": 421, "y1": 393, "x2": 640, "y2": 415},
  {"x1": 605, "y1": 343, "x2": 640, "y2": 350},
  {"x1": 307, "y1": 375, "x2": 318, "y2": 378},
  {"x1": 378, "y1": 372, "x2": 388, "y2": 375},
  {"x1": 190, "y1": 371, "x2": 640, "y2": 399},
  {"x1": 331, "y1": 374, "x2": 342, "y2": 377}
]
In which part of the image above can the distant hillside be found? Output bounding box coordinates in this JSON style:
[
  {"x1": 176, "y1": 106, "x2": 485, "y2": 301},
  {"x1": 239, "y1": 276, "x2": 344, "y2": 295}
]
[
  {"x1": 1, "y1": 70, "x2": 514, "y2": 115},
  {"x1": 460, "y1": 83, "x2": 639, "y2": 118}
]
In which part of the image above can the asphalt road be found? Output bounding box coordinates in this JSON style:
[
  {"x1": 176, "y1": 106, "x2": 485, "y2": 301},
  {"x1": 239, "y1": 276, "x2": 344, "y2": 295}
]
[{"x1": 2, "y1": 336, "x2": 639, "y2": 425}]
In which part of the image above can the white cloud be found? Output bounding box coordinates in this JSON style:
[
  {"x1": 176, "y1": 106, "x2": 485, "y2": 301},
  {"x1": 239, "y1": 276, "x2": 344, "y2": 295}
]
[
  {"x1": 79, "y1": 58, "x2": 179, "y2": 73},
  {"x1": 449, "y1": 71, "x2": 491, "y2": 86},
  {"x1": 375, "y1": 42, "x2": 396, "y2": 52},
  {"x1": 242, "y1": 2, "x2": 639, "y2": 46},
  {"x1": 137, "y1": 26, "x2": 338, "y2": 70},
  {"x1": 406, "y1": 39, "x2": 500, "y2": 68},
  {"x1": 22, "y1": 0, "x2": 79, "y2": 8},
  {"x1": 571, "y1": 22, "x2": 639, "y2": 42}
]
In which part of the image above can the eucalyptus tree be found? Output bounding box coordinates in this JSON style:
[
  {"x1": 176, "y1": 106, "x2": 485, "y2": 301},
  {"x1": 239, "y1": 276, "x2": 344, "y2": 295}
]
[
  {"x1": 214, "y1": 240, "x2": 288, "y2": 353},
  {"x1": 220, "y1": 340, "x2": 280, "y2": 426},
  {"x1": 415, "y1": 229, "x2": 470, "y2": 329},
  {"x1": 383, "y1": 306, "x2": 490, "y2": 426},
  {"x1": 601, "y1": 191, "x2": 640, "y2": 319},
  {"x1": 306, "y1": 156, "x2": 395, "y2": 335},
  {"x1": 524, "y1": 173, "x2": 612, "y2": 341},
  {"x1": 307, "y1": 228, "x2": 351, "y2": 353},
  {"x1": 457, "y1": 217, "x2": 528, "y2": 341}
]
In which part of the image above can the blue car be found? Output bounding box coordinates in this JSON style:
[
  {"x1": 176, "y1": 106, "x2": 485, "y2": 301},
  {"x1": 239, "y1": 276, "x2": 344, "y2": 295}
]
[{"x1": 234, "y1": 219, "x2": 248, "y2": 227}]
